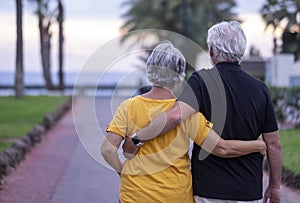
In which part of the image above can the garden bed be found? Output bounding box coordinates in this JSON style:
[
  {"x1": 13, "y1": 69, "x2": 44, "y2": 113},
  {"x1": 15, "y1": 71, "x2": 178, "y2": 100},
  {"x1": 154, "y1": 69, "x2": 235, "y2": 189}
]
[{"x1": 0, "y1": 96, "x2": 72, "y2": 184}]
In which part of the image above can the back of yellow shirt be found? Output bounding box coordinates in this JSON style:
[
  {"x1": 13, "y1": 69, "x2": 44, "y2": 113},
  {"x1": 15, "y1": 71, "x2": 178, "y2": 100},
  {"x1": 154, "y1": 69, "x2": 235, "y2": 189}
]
[{"x1": 106, "y1": 96, "x2": 212, "y2": 203}]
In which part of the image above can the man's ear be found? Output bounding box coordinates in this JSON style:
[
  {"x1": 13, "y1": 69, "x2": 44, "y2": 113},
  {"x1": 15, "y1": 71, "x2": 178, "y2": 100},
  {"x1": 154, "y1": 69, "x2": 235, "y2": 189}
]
[
  {"x1": 209, "y1": 46, "x2": 214, "y2": 58},
  {"x1": 209, "y1": 46, "x2": 217, "y2": 65}
]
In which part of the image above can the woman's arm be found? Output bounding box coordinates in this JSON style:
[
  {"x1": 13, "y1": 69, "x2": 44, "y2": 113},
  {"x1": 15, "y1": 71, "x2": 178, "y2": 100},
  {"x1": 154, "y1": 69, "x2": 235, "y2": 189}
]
[
  {"x1": 101, "y1": 132, "x2": 124, "y2": 174},
  {"x1": 201, "y1": 129, "x2": 266, "y2": 158}
]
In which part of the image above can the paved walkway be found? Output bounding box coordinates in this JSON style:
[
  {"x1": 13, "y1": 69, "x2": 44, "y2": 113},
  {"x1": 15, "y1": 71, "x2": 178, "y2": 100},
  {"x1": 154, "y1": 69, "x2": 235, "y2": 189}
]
[{"x1": 0, "y1": 97, "x2": 299, "y2": 203}]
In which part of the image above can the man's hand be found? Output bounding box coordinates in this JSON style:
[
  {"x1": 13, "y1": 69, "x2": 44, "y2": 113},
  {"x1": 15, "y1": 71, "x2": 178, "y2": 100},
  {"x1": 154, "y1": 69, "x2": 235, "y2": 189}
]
[
  {"x1": 257, "y1": 139, "x2": 267, "y2": 156},
  {"x1": 122, "y1": 136, "x2": 139, "y2": 159},
  {"x1": 263, "y1": 186, "x2": 281, "y2": 203}
]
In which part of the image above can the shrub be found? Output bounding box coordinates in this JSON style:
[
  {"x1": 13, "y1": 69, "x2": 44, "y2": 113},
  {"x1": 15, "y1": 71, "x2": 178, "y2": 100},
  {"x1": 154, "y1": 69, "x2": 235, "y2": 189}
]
[{"x1": 269, "y1": 87, "x2": 300, "y2": 128}]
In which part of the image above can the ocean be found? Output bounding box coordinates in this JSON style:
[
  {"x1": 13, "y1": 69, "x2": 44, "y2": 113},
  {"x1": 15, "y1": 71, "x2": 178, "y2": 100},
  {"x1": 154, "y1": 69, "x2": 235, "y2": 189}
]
[{"x1": 0, "y1": 71, "x2": 149, "y2": 97}]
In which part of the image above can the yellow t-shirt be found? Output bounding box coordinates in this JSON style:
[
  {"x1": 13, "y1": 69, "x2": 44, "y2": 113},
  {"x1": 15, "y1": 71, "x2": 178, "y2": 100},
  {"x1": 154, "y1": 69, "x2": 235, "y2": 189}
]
[{"x1": 106, "y1": 95, "x2": 212, "y2": 203}]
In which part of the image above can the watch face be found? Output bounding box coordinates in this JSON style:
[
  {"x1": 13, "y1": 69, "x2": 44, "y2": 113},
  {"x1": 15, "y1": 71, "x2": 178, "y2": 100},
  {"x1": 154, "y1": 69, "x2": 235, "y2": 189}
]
[{"x1": 131, "y1": 136, "x2": 140, "y2": 145}]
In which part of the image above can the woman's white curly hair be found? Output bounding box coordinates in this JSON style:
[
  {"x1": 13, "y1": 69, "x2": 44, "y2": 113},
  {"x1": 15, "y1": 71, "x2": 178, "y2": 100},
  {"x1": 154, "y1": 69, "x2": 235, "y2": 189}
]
[{"x1": 146, "y1": 41, "x2": 186, "y2": 88}]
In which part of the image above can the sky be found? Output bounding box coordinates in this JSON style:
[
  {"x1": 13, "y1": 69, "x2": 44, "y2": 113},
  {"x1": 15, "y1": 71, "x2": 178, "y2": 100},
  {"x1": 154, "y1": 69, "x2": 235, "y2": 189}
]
[{"x1": 0, "y1": 0, "x2": 274, "y2": 74}]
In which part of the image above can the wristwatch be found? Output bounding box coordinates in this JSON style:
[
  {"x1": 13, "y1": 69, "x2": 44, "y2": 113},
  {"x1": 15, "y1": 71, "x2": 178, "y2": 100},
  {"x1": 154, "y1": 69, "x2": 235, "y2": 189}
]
[{"x1": 131, "y1": 134, "x2": 144, "y2": 147}]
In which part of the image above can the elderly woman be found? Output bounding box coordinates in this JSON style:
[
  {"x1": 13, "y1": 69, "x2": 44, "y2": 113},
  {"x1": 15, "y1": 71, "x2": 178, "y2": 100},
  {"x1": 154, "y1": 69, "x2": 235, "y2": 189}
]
[{"x1": 101, "y1": 41, "x2": 266, "y2": 203}]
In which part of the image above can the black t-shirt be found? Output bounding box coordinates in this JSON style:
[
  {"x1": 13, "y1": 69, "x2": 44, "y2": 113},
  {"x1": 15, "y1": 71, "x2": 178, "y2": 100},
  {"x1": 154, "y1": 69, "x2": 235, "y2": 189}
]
[{"x1": 178, "y1": 62, "x2": 278, "y2": 201}]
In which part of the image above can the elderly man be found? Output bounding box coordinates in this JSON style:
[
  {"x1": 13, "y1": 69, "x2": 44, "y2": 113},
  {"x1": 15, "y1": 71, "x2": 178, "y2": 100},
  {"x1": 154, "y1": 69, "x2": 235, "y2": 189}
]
[{"x1": 124, "y1": 21, "x2": 282, "y2": 203}]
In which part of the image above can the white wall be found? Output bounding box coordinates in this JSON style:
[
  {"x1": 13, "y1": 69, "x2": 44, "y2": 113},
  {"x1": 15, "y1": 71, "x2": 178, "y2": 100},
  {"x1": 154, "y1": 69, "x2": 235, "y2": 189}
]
[{"x1": 266, "y1": 54, "x2": 300, "y2": 87}]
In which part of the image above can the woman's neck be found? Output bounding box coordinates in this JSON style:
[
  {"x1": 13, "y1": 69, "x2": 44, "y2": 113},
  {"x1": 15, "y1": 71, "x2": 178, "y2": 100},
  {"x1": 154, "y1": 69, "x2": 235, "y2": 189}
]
[{"x1": 141, "y1": 86, "x2": 175, "y2": 99}]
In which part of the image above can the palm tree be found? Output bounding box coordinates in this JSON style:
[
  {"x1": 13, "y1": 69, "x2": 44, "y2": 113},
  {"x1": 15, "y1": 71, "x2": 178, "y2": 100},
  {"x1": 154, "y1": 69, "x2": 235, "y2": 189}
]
[
  {"x1": 28, "y1": 0, "x2": 56, "y2": 89},
  {"x1": 15, "y1": 0, "x2": 24, "y2": 98},
  {"x1": 120, "y1": 0, "x2": 238, "y2": 71},
  {"x1": 57, "y1": 0, "x2": 64, "y2": 89},
  {"x1": 121, "y1": 0, "x2": 237, "y2": 47},
  {"x1": 260, "y1": 0, "x2": 300, "y2": 60}
]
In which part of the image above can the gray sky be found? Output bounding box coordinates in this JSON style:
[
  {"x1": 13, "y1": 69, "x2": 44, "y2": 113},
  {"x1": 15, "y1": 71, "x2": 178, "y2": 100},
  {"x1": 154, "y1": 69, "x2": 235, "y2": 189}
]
[
  {"x1": 0, "y1": 0, "x2": 263, "y2": 16},
  {"x1": 235, "y1": 0, "x2": 264, "y2": 13},
  {"x1": 0, "y1": 0, "x2": 272, "y2": 73}
]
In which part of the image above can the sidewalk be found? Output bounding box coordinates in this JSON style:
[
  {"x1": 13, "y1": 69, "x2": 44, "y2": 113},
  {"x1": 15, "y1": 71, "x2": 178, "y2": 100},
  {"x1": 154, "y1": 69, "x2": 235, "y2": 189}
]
[
  {"x1": 0, "y1": 97, "x2": 299, "y2": 203},
  {"x1": 263, "y1": 173, "x2": 300, "y2": 203},
  {"x1": 0, "y1": 97, "x2": 120, "y2": 203}
]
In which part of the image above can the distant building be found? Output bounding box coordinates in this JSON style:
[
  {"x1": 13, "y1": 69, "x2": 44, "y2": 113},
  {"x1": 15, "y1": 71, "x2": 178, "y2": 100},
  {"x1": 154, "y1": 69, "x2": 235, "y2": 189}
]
[
  {"x1": 196, "y1": 53, "x2": 300, "y2": 87},
  {"x1": 266, "y1": 54, "x2": 300, "y2": 87},
  {"x1": 240, "y1": 56, "x2": 266, "y2": 81}
]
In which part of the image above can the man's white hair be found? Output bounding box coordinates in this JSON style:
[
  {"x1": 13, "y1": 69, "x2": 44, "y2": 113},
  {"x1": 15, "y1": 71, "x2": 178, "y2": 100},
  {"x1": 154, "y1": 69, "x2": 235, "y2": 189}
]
[{"x1": 207, "y1": 21, "x2": 247, "y2": 63}]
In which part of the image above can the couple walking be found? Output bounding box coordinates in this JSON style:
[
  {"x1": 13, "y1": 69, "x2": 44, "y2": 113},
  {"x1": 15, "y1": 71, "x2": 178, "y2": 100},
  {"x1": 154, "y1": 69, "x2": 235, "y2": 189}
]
[{"x1": 101, "y1": 21, "x2": 282, "y2": 203}]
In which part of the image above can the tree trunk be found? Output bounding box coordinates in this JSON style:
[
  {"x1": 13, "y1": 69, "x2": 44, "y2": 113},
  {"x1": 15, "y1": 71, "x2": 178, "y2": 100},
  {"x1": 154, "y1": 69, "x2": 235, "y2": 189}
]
[
  {"x1": 38, "y1": 12, "x2": 53, "y2": 89},
  {"x1": 45, "y1": 21, "x2": 52, "y2": 89},
  {"x1": 181, "y1": 0, "x2": 188, "y2": 37},
  {"x1": 15, "y1": 0, "x2": 24, "y2": 98},
  {"x1": 58, "y1": 0, "x2": 64, "y2": 89}
]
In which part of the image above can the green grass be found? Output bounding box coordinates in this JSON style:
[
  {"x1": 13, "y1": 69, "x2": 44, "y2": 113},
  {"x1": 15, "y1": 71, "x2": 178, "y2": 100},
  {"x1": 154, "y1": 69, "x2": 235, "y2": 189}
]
[
  {"x1": 279, "y1": 128, "x2": 300, "y2": 174},
  {"x1": 0, "y1": 96, "x2": 68, "y2": 151}
]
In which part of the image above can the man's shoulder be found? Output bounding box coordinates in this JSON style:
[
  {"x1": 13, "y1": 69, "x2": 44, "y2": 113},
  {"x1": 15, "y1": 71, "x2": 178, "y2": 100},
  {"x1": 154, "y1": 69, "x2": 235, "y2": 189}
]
[
  {"x1": 241, "y1": 71, "x2": 269, "y2": 90},
  {"x1": 194, "y1": 67, "x2": 225, "y2": 90},
  {"x1": 191, "y1": 68, "x2": 219, "y2": 82}
]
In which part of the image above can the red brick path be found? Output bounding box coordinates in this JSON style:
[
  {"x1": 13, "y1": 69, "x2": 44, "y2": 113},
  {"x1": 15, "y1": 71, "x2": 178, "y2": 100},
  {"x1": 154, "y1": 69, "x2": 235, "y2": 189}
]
[{"x1": 0, "y1": 98, "x2": 298, "y2": 203}]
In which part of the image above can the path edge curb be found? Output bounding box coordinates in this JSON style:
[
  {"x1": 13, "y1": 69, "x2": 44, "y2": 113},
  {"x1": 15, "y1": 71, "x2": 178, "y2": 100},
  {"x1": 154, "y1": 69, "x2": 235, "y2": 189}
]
[{"x1": 0, "y1": 96, "x2": 73, "y2": 185}]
